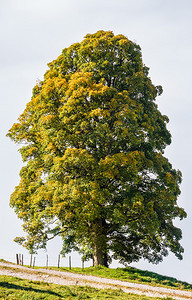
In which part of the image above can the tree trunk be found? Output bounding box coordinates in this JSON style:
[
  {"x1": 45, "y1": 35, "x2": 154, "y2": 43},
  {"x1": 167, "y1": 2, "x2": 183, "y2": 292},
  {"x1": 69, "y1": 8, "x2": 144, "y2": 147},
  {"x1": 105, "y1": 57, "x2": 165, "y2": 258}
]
[
  {"x1": 93, "y1": 243, "x2": 107, "y2": 266},
  {"x1": 92, "y1": 219, "x2": 108, "y2": 267}
]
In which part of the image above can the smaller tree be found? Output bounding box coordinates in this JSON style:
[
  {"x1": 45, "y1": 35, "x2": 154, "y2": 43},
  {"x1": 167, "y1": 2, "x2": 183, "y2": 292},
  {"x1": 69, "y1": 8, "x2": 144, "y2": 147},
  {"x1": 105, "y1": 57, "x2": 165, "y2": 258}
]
[{"x1": 7, "y1": 30, "x2": 186, "y2": 266}]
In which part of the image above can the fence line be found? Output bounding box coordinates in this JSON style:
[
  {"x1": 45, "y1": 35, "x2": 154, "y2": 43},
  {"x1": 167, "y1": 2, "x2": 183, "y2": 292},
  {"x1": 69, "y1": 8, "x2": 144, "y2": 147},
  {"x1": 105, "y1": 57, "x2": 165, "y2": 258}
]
[{"x1": 0, "y1": 254, "x2": 92, "y2": 269}]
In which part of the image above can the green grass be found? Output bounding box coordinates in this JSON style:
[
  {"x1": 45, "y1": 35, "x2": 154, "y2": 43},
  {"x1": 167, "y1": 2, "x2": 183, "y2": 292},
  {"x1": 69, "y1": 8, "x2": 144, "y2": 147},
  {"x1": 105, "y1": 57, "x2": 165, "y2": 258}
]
[
  {"x1": 47, "y1": 265, "x2": 192, "y2": 291},
  {"x1": 0, "y1": 275, "x2": 171, "y2": 299},
  {"x1": 0, "y1": 259, "x2": 9, "y2": 263}
]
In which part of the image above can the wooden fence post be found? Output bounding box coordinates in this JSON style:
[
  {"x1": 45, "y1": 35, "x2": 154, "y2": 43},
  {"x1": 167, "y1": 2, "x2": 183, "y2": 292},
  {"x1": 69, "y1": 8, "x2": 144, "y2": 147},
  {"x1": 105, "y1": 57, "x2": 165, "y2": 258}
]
[
  {"x1": 33, "y1": 257, "x2": 36, "y2": 269},
  {"x1": 69, "y1": 256, "x2": 71, "y2": 270},
  {"x1": 58, "y1": 254, "x2": 60, "y2": 268},
  {"x1": 21, "y1": 254, "x2": 23, "y2": 266},
  {"x1": 46, "y1": 254, "x2": 48, "y2": 268},
  {"x1": 16, "y1": 254, "x2": 19, "y2": 265},
  {"x1": 30, "y1": 254, "x2": 33, "y2": 268}
]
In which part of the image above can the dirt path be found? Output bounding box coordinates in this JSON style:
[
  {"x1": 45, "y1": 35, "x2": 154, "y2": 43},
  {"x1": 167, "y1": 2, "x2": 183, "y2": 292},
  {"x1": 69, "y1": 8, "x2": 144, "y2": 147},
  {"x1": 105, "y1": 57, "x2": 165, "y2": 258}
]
[{"x1": 0, "y1": 261, "x2": 191, "y2": 299}]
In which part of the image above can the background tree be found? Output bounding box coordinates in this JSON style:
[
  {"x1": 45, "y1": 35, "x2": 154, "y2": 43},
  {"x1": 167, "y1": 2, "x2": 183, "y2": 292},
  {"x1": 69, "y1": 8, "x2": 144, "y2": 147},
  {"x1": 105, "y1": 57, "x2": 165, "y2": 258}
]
[{"x1": 7, "y1": 30, "x2": 186, "y2": 266}]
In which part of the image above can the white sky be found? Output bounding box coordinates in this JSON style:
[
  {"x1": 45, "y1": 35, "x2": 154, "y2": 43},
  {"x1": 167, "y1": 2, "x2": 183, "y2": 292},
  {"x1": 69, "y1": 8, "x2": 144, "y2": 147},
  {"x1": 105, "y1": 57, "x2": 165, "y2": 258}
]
[{"x1": 1, "y1": 0, "x2": 192, "y2": 282}]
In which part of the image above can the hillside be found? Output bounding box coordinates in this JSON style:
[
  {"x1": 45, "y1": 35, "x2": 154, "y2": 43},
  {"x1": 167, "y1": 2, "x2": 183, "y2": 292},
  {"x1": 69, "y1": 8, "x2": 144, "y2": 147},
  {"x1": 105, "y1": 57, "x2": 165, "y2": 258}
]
[{"x1": 0, "y1": 260, "x2": 191, "y2": 299}]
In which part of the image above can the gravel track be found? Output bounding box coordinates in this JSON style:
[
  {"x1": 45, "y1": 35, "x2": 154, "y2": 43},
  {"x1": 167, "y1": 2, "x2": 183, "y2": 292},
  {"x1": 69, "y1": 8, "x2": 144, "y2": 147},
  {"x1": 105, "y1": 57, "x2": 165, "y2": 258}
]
[{"x1": 0, "y1": 261, "x2": 191, "y2": 299}]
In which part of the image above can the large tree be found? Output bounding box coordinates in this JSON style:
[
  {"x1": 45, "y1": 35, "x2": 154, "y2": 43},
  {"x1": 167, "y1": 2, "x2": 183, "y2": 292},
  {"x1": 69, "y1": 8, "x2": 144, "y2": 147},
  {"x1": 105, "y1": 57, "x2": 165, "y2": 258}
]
[{"x1": 7, "y1": 30, "x2": 186, "y2": 267}]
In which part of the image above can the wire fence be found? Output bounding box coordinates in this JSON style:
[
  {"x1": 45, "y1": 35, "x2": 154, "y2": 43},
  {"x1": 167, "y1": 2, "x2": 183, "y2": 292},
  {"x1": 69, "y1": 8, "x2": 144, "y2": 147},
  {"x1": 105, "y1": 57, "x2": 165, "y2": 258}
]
[{"x1": 0, "y1": 253, "x2": 92, "y2": 269}]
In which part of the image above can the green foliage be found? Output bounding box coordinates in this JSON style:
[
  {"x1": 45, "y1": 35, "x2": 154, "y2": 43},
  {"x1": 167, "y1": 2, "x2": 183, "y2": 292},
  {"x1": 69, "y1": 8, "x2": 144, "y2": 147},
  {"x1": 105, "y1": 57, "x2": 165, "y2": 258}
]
[
  {"x1": 0, "y1": 275, "x2": 166, "y2": 299},
  {"x1": 7, "y1": 30, "x2": 186, "y2": 265}
]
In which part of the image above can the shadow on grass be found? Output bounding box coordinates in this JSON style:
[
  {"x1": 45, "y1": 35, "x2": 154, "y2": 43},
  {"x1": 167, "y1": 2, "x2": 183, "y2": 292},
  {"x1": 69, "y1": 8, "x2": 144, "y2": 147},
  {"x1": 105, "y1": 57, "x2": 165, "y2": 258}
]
[{"x1": 0, "y1": 281, "x2": 62, "y2": 297}]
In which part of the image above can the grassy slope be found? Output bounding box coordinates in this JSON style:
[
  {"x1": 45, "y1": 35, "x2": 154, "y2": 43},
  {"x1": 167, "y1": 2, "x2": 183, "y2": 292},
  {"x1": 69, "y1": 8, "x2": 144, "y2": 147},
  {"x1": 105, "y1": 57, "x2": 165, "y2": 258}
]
[
  {"x1": 48, "y1": 265, "x2": 192, "y2": 291},
  {"x1": 0, "y1": 261, "x2": 191, "y2": 299},
  {"x1": 0, "y1": 275, "x2": 168, "y2": 300}
]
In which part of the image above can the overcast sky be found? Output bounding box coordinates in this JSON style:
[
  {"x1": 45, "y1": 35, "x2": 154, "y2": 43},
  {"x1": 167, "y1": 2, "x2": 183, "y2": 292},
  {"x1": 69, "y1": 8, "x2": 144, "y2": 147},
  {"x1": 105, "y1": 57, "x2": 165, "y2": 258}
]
[{"x1": 1, "y1": 0, "x2": 192, "y2": 282}]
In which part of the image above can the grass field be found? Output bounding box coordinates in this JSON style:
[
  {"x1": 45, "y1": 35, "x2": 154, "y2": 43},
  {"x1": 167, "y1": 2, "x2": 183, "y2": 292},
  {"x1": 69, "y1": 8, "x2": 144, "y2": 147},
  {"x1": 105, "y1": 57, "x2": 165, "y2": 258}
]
[
  {"x1": 47, "y1": 265, "x2": 192, "y2": 291},
  {"x1": 1, "y1": 260, "x2": 191, "y2": 299},
  {"x1": 0, "y1": 275, "x2": 174, "y2": 300}
]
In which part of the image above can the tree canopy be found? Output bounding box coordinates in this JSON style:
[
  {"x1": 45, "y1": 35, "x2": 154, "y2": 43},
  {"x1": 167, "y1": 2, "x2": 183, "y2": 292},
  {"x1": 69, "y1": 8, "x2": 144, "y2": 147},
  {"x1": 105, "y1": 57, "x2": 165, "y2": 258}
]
[{"x1": 7, "y1": 30, "x2": 186, "y2": 266}]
